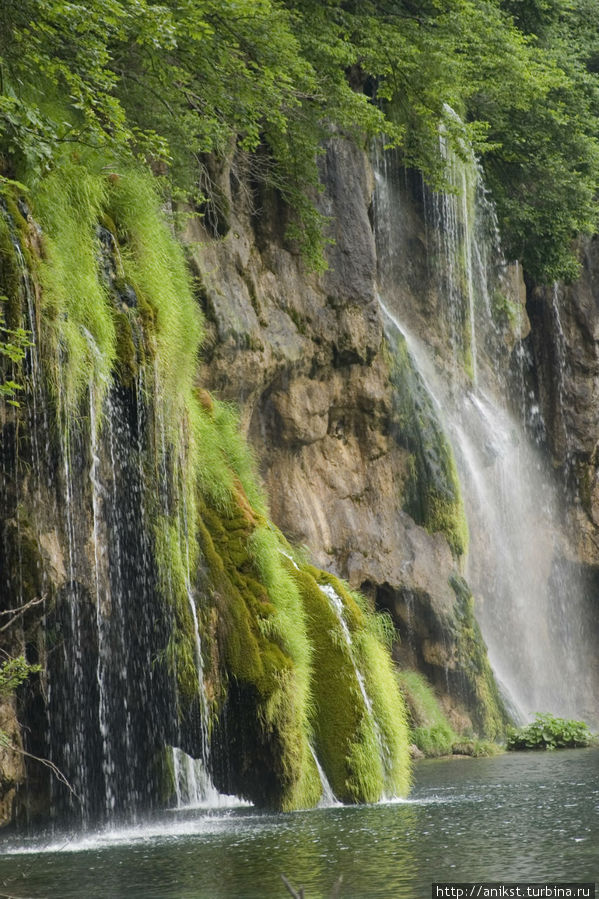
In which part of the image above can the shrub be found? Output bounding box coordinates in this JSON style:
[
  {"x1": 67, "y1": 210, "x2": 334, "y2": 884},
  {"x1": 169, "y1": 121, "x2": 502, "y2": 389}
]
[{"x1": 506, "y1": 713, "x2": 595, "y2": 751}]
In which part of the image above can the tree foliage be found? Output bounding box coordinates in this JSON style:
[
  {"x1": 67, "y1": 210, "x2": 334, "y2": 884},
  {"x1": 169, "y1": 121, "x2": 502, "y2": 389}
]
[
  {"x1": 0, "y1": 654, "x2": 40, "y2": 696},
  {"x1": 0, "y1": 312, "x2": 30, "y2": 404},
  {"x1": 0, "y1": 0, "x2": 598, "y2": 279}
]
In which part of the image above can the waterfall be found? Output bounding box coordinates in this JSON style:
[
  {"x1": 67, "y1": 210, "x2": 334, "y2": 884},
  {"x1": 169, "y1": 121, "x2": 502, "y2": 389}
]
[
  {"x1": 548, "y1": 282, "x2": 574, "y2": 478},
  {"x1": 373, "y1": 143, "x2": 598, "y2": 724},
  {"x1": 0, "y1": 213, "x2": 222, "y2": 824},
  {"x1": 170, "y1": 748, "x2": 249, "y2": 810},
  {"x1": 318, "y1": 583, "x2": 392, "y2": 786},
  {"x1": 309, "y1": 745, "x2": 339, "y2": 808}
]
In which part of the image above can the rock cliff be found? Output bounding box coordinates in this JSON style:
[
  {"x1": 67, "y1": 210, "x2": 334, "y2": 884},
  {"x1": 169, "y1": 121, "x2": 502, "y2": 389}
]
[{"x1": 188, "y1": 139, "x2": 507, "y2": 736}]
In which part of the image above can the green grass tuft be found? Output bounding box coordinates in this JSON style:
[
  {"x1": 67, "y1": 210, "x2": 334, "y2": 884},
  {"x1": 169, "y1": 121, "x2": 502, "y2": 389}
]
[
  {"x1": 35, "y1": 160, "x2": 116, "y2": 413},
  {"x1": 397, "y1": 668, "x2": 457, "y2": 757}
]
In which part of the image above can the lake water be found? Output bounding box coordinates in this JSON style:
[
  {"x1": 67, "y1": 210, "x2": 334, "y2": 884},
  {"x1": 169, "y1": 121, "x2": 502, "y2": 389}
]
[{"x1": 1, "y1": 749, "x2": 597, "y2": 898}]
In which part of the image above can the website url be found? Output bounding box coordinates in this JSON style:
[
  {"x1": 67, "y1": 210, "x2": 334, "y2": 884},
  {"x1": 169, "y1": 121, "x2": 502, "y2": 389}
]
[{"x1": 433, "y1": 884, "x2": 596, "y2": 898}]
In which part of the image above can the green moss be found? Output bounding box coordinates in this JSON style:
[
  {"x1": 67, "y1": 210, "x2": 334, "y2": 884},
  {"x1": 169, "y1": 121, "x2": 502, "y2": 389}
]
[
  {"x1": 387, "y1": 335, "x2": 469, "y2": 557},
  {"x1": 313, "y1": 569, "x2": 411, "y2": 796},
  {"x1": 426, "y1": 458, "x2": 469, "y2": 558},
  {"x1": 289, "y1": 564, "x2": 411, "y2": 802},
  {"x1": 105, "y1": 169, "x2": 202, "y2": 424},
  {"x1": 491, "y1": 289, "x2": 521, "y2": 331},
  {"x1": 193, "y1": 399, "x2": 268, "y2": 516},
  {"x1": 34, "y1": 160, "x2": 116, "y2": 413},
  {"x1": 450, "y1": 574, "x2": 510, "y2": 739},
  {"x1": 154, "y1": 517, "x2": 201, "y2": 704},
  {"x1": 289, "y1": 564, "x2": 379, "y2": 802},
  {"x1": 196, "y1": 496, "x2": 320, "y2": 810},
  {"x1": 248, "y1": 526, "x2": 312, "y2": 709},
  {"x1": 356, "y1": 631, "x2": 412, "y2": 796},
  {"x1": 310, "y1": 568, "x2": 366, "y2": 633},
  {"x1": 0, "y1": 208, "x2": 24, "y2": 329},
  {"x1": 155, "y1": 747, "x2": 177, "y2": 806},
  {"x1": 113, "y1": 309, "x2": 138, "y2": 387},
  {"x1": 452, "y1": 738, "x2": 503, "y2": 757},
  {"x1": 397, "y1": 669, "x2": 457, "y2": 757}
]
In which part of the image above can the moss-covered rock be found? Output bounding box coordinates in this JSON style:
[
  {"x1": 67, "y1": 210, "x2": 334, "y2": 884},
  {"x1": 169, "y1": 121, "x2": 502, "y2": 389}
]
[
  {"x1": 397, "y1": 668, "x2": 457, "y2": 757},
  {"x1": 289, "y1": 563, "x2": 411, "y2": 802},
  {"x1": 196, "y1": 499, "x2": 319, "y2": 810},
  {"x1": 1, "y1": 150, "x2": 415, "y2": 823},
  {"x1": 387, "y1": 335, "x2": 468, "y2": 557},
  {"x1": 450, "y1": 574, "x2": 509, "y2": 739},
  {"x1": 0, "y1": 207, "x2": 23, "y2": 329}
]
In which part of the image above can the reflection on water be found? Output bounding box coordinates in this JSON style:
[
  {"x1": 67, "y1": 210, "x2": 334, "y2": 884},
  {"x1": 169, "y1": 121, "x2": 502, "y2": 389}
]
[{"x1": 1, "y1": 750, "x2": 598, "y2": 898}]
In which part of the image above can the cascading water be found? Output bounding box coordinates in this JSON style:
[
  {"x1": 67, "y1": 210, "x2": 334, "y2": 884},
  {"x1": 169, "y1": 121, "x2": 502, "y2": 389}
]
[
  {"x1": 548, "y1": 282, "x2": 575, "y2": 479},
  {"x1": 308, "y1": 744, "x2": 339, "y2": 808},
  {"x1": 0, "y1": 213, "x2": 224, "y2": 825},
  {"x1": 318, "y1": 583, "x2": 393, "y2": 790},
  {"x1": 373, "y1": 140, "x2": 598, "y2": 724}
]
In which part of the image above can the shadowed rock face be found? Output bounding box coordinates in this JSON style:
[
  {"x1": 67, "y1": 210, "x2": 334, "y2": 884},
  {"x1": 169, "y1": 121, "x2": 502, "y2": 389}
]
[
  {"x1": 523, "y1": 242, "x2": 599, "y2": 686},
  {"x1": 0, "y1": 696, "x2": 25, "y2": 825},
  {"x1": 526, "y1": 239, "x2": 599, "y2": 565}
]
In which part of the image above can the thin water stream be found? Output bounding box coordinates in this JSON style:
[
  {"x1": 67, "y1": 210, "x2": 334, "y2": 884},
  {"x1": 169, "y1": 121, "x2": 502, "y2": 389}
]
[{"x1": 1, "y1": 750, "x2": 597, "y2": 898}]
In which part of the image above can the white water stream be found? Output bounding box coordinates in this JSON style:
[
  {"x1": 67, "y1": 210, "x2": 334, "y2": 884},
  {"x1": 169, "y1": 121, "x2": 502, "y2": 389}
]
[{"x1": 318, "y1": 583, "x2": 392, "y2": 784}]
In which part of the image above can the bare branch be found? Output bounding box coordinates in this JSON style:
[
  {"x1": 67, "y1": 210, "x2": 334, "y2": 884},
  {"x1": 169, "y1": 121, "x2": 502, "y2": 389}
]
[
  {"x1": 0, "y1": 595, "x2": 46, "y2": 633},
  {"x1": 6, "y1": 741, "x2": 79, "y2": 803},
  {"x1": 281, "y1": 875, "x2": 304, "y2": 899}
]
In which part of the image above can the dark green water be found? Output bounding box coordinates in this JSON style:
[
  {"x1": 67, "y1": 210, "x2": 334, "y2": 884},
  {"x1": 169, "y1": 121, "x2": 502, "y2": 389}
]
[{"x1": 1, "y1": 749, "x2": 597, "y2": 898}]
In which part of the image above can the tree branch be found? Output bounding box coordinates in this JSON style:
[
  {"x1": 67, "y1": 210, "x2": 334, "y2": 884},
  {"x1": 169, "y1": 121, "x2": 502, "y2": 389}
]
[{"x1": 0, "y1": 595, "x2": 46, "y2": 633}]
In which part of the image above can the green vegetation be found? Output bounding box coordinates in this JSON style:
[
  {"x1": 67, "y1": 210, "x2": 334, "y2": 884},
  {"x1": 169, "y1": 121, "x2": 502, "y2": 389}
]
[
  {"x1": 288, "y1": 564, "x2": 411, "y2": 802},
  {"x1": 397, "y1": 669, "x2": 457, "y2": 758},
  {"x1": 0, "y1": 198, "x2": 32, "y2": 405},
  {"x1": 197, "y1": 502, "x2": 321, "y2": 810},
  {"x1": 451, "y1": 738, "x2": 503, "y2": 758},
  {"x1": 0, "y1": 314, "x2": 30, "y2": 405},
  {"x1": 398, "y1": 669, "x2": 505, "y2": 758},
  {"x1": 388, "y1": 337, "x2": 469, "y2": 557},
  {"x1": 0, "y1": 655, "x2": 41, "y2": 748},
  {"x1": 7, "y1": 0, "x2": 593, "y2": 814},
  {"x1": 2, "y1": 1, "x2": 599, "y2": 279},
  {"x1": 3, "y1": 154, "x2": 346, "y2": 811},
  {"x1": 0, "y1": 655, "x2": 40, "y2": 696},
  {"x1": 507, "y1": 713, "x2": 596, "y2": 750},
  {"x1": 35, "y1": 161, "x2": 116, "y2": 412},
  {"x1": 450, "y1": 574, "x2": 509, "y2": 740}
]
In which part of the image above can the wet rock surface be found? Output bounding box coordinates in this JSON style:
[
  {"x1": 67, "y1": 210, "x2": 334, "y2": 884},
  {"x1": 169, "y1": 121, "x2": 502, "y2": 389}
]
[
  {"x1": 187, "y1": 139, "x2": 501, "y2": 731},
  {"x1": 527, "y1": 238, "x2": 599, "y2": 564}
]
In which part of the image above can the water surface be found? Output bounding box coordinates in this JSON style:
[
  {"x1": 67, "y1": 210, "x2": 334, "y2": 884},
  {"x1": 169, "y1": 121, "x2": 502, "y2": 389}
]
[{"x1": 1, "y1": 749, "x2": 597, "y2": 898}]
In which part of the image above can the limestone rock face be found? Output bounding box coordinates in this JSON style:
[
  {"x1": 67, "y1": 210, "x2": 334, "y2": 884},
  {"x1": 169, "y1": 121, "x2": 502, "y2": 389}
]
[
  {"x1": 523, "y1": 241, "x2": 599, "y2": 694},
  {"x1": 187, "y1": 140, "x2": 498, "y2": 729},
  {"x1": 527, "y1": 237, "x2": 599, "y2": 563},
  {"x1": 0, "y1": 697, "x2": 25, "y2": 828}
]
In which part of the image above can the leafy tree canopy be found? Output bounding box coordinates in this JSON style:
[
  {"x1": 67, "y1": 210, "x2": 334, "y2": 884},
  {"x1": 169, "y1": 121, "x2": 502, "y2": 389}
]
[{"x1": 1, "y1": 0, "x2": 598, "y2": 280}]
